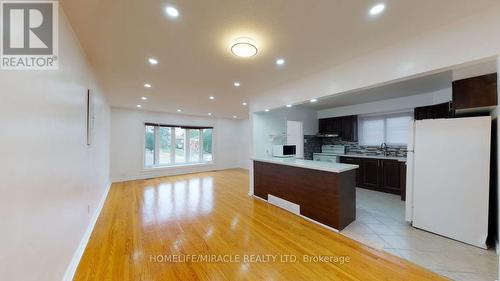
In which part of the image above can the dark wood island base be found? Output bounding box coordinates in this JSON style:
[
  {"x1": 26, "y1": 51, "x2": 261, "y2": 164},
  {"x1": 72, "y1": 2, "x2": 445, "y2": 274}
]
[{"x1": 253, "y1": 160, "x2": 357, "y2": 231}]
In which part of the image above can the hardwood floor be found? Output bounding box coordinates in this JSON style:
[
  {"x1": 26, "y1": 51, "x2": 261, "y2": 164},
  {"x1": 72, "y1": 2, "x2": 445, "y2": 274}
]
[{"x1": 74, "y1": 169, "x2": 447, "y2": 280}]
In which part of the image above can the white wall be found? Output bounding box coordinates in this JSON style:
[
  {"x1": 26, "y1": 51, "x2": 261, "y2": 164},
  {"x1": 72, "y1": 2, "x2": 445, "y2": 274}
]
[
  {"x1": 252, "y1": 107, "x2": 318, "y2": 158},
  {"x1": 0, "y1": 10, "x2": 110, "y2": 281},
  {"x1": 238, "y1": 119, "x2": 251, "y2": 169},
  {"x1": 318, "y1": 88, "x2": 452, "y2": 118},
  {"x1": 110, "y1": 108, "x2": 248, "y2": 182}
]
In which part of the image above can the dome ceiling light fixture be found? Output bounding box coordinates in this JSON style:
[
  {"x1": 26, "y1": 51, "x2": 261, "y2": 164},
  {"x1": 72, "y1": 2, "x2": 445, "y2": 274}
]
[{"x1": 230, "y1": 37, "x2": 258, "y2": 58}]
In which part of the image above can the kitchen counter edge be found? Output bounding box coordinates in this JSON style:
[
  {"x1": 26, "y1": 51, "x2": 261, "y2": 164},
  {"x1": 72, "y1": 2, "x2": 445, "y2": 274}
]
[{"x1": 252, "y1": 157, "x2": 359, "y2": 173}]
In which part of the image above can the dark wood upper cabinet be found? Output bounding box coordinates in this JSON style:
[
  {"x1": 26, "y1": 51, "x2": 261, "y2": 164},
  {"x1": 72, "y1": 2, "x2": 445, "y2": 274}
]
[
  {"x1": 319, "y1": 117, "x2": 341, "y2": 134},
  {"x1": 318, "y1": 115, "x2": 358, "y2": 141},
  {"x1": 341, "y1": 115, "x2": 358, "y2": 142},
  {"x1": 414, "y1": 101, "x2": 453, "y2": 120},
  {"x1": 453, "y1": 73, "x2": 497, "y2": 110}
]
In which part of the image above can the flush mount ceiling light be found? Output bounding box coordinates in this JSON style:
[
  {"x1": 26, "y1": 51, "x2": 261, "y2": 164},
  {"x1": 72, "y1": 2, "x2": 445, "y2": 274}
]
[
  {"x1": 231, "y1": 37, "x2": 258, "y2": 58},
  {"x1": 369, "y1": 3, "x2": 385, "y2": 15},
  {"x1": 144, "y1": 83, "x2": 152, "y2": 88},
  {"x1": 310, "y1": 98, "x2": 318, "y2": 103},
  {"x1": 136, "y1": 104, "x2": 142, "y2": 108},
  {"x1": 165, "y1": 6, "x2": 179, "y2": 18},
  {"x1": 208, "y1": 113, "x2": 212, "y2": 116},
  {"x1": 141, "y1": 97, "x2": 148, "y2": 100},
  {"x1": 234, "y1": 81, "x2": 241, "y2": 87},
  {"x1": 148, "y1": 58, "x2": 158, "y2": 65},
  {"x1": 177, "y1": 109, "x2": 182, "y2": 112},
  {"x1": 209, "y1": 96, "x2": 215, "y2": 100},
  {"x1": 264, "y1": 109, "x2": 270, "y2": 112},
  {"x1": 242, "y1": 102, "x2": 247, "y2": 106},
  {"x1": 233, "y1": 115, "x2": 237, "y2": 119},
  {"x1": 286, "y1": 104, "x2": 292, "y2": 108}
]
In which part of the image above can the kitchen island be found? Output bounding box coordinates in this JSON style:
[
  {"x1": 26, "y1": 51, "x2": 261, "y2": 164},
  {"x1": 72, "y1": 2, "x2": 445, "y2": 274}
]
[{"x1": 252, "y1": 157, "x2": 359, "y2": 231}]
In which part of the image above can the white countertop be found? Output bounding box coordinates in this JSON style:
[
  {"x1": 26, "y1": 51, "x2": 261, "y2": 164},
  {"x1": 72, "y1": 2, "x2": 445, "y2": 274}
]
[
  {"x1": 314, "y1": 153, "x2": 407, "y2": 162},
  {"x1": 252, "y1": 157, "x2": 359, "y2": 173}
]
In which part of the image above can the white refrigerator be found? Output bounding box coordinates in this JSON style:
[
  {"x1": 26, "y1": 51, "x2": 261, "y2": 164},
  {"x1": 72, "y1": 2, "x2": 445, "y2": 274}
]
[{"x1": 405, "y1": 116, "x2": 491, "y2": 249}]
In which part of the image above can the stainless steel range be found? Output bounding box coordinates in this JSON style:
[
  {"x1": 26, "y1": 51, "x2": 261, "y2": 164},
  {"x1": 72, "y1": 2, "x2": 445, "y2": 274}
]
[{"x1": 313, "y1": 145, "x2": 346, "y2": 163}]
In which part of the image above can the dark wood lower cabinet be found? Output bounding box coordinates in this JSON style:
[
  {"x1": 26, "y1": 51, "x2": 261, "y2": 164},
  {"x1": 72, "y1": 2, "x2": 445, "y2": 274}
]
[
  {"x1": 339, "y1": 157, "x2": 363, "y2": 186},
  {"x1": 380, "y1": 160, "x2": 401, "y2": 195},
  {"x1": 400, "y1": 163, "x2": 407, "y2": 201},
  {"x1": 339, "y1": 156, "x2": 407, "y2": 199},
  {"x1": 362, "y1": 158, "x2": 381, "y2": 189}
]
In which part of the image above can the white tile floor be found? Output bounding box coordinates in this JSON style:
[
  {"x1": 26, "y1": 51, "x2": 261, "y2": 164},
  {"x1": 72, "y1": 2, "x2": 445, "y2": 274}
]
[{"x1": 340, "y1": 188, "x2": 498, "y2": 281}]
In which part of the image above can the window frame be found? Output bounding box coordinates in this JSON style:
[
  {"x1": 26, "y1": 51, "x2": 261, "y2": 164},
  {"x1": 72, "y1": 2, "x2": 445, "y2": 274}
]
[
  {"x1": 142, "y1": 122, "x2": 214, "y2": 169},
  {"x1": 358, "y1": 111, "x2": 413, "y2": 147}
]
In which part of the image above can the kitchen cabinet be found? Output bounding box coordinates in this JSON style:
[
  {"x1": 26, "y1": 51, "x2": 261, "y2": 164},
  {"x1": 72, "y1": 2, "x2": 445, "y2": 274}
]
[
  {"x1": 400, "y1": 163, "x2": 406, "y2": 201},
  {"x1": 318, "y1": 115, "x2": 358, "y2": 141},
  {"x1": 453, "y1": 73, "x2": 497, "y2": 110},
  {"x1": 339, "y1": 156, "x2": 406, "y2": 199},
  {"x1": 338, "y1": 156, "x2": 362, "y2": 186},
  {"x1": 414, "y1": 101, "x2": 453, "y2": 120},
  {"x1": 341, "y1": 115, "x2": 358, "y2": 142},
  {"x1": 319, "y1": 117, "x2": 342, "y2": 135},
  {"x1": 380, "y1": 160, "x2": 401, "y2": 194},
  {"x1": 362, "y1": 158, "x2": 381, "y2": 189}
]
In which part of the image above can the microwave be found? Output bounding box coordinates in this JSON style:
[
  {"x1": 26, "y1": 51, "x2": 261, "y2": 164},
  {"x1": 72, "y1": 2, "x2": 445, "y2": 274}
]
[{"x1": 272, "y1": 145, "x2": 296, "y2": 158}]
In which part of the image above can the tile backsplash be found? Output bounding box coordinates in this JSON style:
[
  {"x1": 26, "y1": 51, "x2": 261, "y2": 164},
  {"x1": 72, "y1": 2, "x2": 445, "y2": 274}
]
[{"x1": 304, "y1": 135, "x2": 407, "y2": 160}]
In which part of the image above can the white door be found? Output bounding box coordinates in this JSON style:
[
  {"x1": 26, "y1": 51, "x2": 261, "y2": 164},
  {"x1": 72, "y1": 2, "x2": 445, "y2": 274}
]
[
  {"x1": 412, "y1": 117, "x2": 491, "y2": 248},
  {"x1": 286, "y1": 120, "x2": 303, "y2": 158}
]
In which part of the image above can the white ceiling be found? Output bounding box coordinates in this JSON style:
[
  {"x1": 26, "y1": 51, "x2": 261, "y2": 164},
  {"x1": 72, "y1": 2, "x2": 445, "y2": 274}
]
[{"x1": 60, "y1": 0, "x2": 499, "y2": 119}]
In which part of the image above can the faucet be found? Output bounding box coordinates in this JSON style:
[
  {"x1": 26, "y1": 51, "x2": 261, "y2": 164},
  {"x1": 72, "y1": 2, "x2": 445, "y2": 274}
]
[{"x1": 380, "y1": 143, "x2": 389, "y2": 156}]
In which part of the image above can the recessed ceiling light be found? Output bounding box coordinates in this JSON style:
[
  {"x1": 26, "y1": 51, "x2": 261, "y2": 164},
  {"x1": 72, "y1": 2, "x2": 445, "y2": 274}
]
[
  {"x1": 310, "y1": 98, "x2": 318, "y2": 103},
  {"x1": 231, "y1": 37, "x2": 258, "y2": 58},
  {"x1": 209, "y1": 96, "x2": 215, "y2": 100},
  {"x1": 264, "y1": 109, "x2": 270, "y2": 112},
  {"x1": 136, "y1": 104, "x2": 142, "y2": 108},
  {"x1": 165, "y1": 6, "x2": 179, "y2": 18},
  {"x1": 286, "y1": 104, "x2": 292, "y2": 108},
  {"x1": 144, "y1": 83, "x2": 152, "y2": 88},
  {"x1": 141, "y1": 97, "x2": 148, "y2": 100},
  {"x1": 233, "y1": 115, "x2": 237, "y2": 119},
  {"x1": 177, "y1": 109, "x2": 182, "y2": 112},
  {"x1": 242, "y1": 102, "x2": 247, "y2": 106},
  {"x1": 234, "y1": 81, "x2": 241, "y2": 87},
  {"x1": 148, "y1": 58, "x2": 158, "y2": 65},
  {"x1": 208, "y1": 113, "x2": 212, "y2": 116},
  {"x1": 369, "y1": 3, "x2": 385, "y2": 15},
  {"x1": 276, "y1": 58, "x2": 285, "y2": 65}
]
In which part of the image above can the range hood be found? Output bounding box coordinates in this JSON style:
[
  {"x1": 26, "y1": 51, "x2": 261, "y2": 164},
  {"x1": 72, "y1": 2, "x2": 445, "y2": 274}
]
[{"x1": 315, "y1": 133, "x2": 339, "y2": 138}]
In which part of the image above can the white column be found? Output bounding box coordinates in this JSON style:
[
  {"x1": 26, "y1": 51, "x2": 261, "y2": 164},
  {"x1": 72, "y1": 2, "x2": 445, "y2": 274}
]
[{"x1": 248, "y1": 108, "x2": 255, "y2": 196}]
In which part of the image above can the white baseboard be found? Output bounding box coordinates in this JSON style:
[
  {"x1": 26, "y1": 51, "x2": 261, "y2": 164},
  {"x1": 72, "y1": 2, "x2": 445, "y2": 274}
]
[
  {"x1": 268, "y1": 194, "x2": 300, "y2": 215},
  {"x1": 62, "y1": 181, "x2": 112, "y2": 281},
  {"x1": 111, "y1": 165, "x2": 246, "y2": 183}
]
